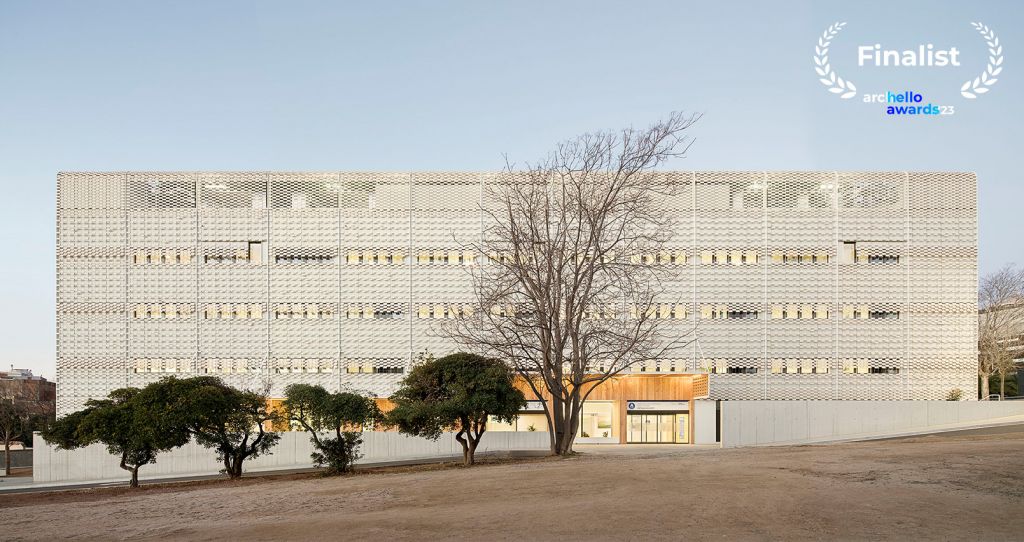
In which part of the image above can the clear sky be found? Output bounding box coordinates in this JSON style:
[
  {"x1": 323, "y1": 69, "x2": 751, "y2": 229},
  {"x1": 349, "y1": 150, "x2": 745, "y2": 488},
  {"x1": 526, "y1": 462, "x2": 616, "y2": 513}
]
[{"x1": 1, "y1": 1, "x2": 1020, "y2": 379}]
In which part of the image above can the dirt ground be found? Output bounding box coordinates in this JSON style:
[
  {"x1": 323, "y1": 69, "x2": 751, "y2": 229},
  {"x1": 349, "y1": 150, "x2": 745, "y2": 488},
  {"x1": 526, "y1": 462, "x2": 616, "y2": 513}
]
[{"x1": 4, "y1": 428, "x2": 1024, "y2": 541}]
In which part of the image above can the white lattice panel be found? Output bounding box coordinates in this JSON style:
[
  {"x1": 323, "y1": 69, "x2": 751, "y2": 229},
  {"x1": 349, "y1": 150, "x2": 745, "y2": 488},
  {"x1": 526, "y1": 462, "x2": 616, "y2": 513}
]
[
  {"x1": 58, "y1": 210, "x2": 126, "y2": 247},
  {"x1": 55, "y1": 171, "x2": 978, "y2": 413}
]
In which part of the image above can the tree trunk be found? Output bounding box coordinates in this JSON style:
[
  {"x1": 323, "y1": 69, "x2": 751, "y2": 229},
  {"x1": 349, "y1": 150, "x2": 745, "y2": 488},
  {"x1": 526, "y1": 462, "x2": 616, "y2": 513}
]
[
  {"x1": 466, "y1": 436, "x2": 480, "y2": 466},
  {"x1": 4, "y1": 439, "x2": 10, "y2": 476},
  {"x1": 119, "y1": 454, "x2": 140, "y2": 488},
  {"x1": 549, "y1": 394, "x2": 580, "y2": 456},
  {"x1": 555, "y1": 429, "x2": 577, "y2": 455},
  {"x1": 548, "y1": 397, "x2": 570, "y2": 456},
  {"x1": 228, "y1": 454, "x2": 244, "y2": 479},
  {"x1": 1000, "y1": 374, "x2": 1006, "y2": 399},
  {"x1": 981, "y1": 374, "x2": 990, "y2": 400},
  {"x1": 455, "y1": 429, "x2": 471, "y2": 466}
]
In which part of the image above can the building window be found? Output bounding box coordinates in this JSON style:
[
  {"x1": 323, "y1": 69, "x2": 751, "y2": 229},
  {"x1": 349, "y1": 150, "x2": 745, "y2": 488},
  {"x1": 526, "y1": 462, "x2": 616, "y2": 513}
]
[
  {"x1": 133, "y1": 359, "x2": 192, "y2": 373},
  {"x1": 869, "y1": 366, "x2": 900, "y2": 374},
  {"x1": 630, "y1": 304, "x2": 687, "y2": 320},
  {"x1": 274, "y1": 304, "x2": 333, "y2": 320},
  {"x1": 769, "y1": 359, "x2": 829, "y2": 374},
  {"x1": 133, "y1": 304, "x2": 195, "y2": 319},
  {"x1": 342, "y1": 305, "x2": 404, "y2": 320},
  {"x1": 488, "y1": 304, "x2": 516, "y2": 318},
  {"x1": 698, "y1": 249, "x2": 759, "y2": 265},
  {"x1": 203, "y1": 243, "x2": 266, "y2": 265},
  {"x1": 248, "y1": 242, "x2": 264, "y2": 265},
  {"x1": 201, "y1": 304, "x2": 266, "y2": 320},
  {"x1": 132, "y1": 249, "x2": 193, "y2": 265},
  {"x1": 867, "y1": 254, "x2": 900, "y2": 265},
  {"x1": 344, "y1": 359, "x2": 405, "y2": 374},
  {"x1": 771, "y1": 304, "x2": 826, "y2": 320},
  {"x1": 416, "y1": 304, "x2": 474, "y2": 319},
  {"x1": 839, "y1": 242, "x2": 856, "y2": 264},
  {"x1": 841, "y1": 306, "x2": 898, "y2": 320},
  {"x1": 577, "y1": 402, "x2": 615, "y2": 439},
  {"x1": 202, "y1": 358, "x2": 255, "y2": 374},
  {"x1": 274, "y1": 359, "x2": 334, "y2": 374},
  {"x1": 770, "y1": 250, "x2": 830, "y2": 264},
  {"x1": 274, "y1": 251, "x2": 336, "y2": 264},
  {"x1": 841, "y1": 359, "x2": 900, "y2": 374},
  {"x1": 726, "y1": 366, "x2": 758, "y2": 374},
  {"x1": 394, "y1": 250, "x2": 480, "y2": 265},
  {"x1": 344, "y1": 249, "x2": 407, "y2": 265},
  {"x1": 700, "y1": 305, "x2": 757, "y2": 320}
]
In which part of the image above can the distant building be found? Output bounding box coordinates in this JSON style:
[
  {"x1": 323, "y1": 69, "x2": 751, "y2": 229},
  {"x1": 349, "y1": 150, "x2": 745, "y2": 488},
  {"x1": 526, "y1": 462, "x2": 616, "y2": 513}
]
[
  {"x1": 988, "y1": 301, "x2": 1024, "y2": 359},
  {"x1": 0, "y1": 367, "x2": 57, "y2": 416}
]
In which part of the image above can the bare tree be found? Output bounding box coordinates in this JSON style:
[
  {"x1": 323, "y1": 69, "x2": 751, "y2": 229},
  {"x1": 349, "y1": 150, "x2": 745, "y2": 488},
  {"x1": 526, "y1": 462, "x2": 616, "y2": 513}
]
[
  {"x1": 978, "y1": 264, "x2": 1024, "y2": 399},
  {"x1": 0, "y1": 381, "x2": 49, "y2": 475},
  {"x1": 444, "y1": 112, "x2": 700, "y2": 455}
]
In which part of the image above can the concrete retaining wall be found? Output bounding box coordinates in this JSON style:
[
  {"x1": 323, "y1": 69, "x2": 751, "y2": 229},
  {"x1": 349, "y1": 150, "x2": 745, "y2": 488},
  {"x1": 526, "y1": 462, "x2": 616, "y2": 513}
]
[
  {"x1": 33, "y1": 430, "x2": 550, "y2": 484},
  {"x1": 721, "y1": 400, "x2": 1024, "y2": 447},
  {"x1": 692, "y1": 399, "x2": 718, "y2": 445}
]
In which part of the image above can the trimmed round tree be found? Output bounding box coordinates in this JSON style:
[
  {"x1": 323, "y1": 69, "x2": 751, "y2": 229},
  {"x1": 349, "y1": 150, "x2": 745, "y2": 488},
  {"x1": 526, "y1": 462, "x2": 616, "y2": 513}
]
[
  {"x1": 145, "y1": 376, "x2": 282, "y2": 479},
  {"x1": 388, "y1": 352, "x2": 526, "y2": 466},
  {"x1": 43, "y1": 388, "x2": 190, "y2": 487},
  {"x1": 283, "y1": 384, "x2": 379, "y2": 475}
]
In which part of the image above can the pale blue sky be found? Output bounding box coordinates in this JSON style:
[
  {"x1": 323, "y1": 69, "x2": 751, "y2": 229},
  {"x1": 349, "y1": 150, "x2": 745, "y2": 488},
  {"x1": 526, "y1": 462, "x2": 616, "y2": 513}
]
[{"x1": 1, "y1": 1, "x2": 1020, "y2": 379}]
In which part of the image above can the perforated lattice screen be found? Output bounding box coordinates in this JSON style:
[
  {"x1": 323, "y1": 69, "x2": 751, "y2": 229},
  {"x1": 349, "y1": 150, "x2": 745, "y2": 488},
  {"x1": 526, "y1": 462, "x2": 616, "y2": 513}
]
[{"x1": 55, "y1": 171, "x2": 977, "y2": 413}]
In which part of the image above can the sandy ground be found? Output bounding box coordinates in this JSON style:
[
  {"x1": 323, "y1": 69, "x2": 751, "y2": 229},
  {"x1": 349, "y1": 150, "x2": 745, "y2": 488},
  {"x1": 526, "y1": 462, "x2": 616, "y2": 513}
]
[{"x1": 4, "y1": 428, "x2": 1024, "y2": 541}]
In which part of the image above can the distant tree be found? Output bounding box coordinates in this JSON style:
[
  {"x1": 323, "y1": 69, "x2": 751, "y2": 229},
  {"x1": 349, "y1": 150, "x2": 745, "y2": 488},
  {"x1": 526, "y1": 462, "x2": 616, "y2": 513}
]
[
  {"x1": 978, "y1": 265, "x2": 1024, "y2": 399},
  {"x1": 150, "y1": 377, "x2": 282, "y2": 479},
  {"x1": 388, "y1": 353, "x2": 525, "y2": 466},
  {"x1": 0, "y1": 380, "x2": 50, "y2": 475},
  {"x1": 283, "y1": 384, "x2": 379, "y2": 475},
  {"x1": 42, "y1": 388, "x2": 189, "y2": 487}
]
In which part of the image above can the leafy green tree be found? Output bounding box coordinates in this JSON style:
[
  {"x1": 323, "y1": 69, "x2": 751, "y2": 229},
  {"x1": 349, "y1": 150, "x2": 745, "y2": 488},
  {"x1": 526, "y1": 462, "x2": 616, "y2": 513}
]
[
  {"x1": 148, "y1": 376, "x2": 282, "y2": 479},
  {"x1": 283, "y1": 384, "x2": 379, "y2": 475},
  {"x1": 388, "y1": 352, "x2": 525, "y2": 465},
  {"x1": 42, "y1": 388, "x2": 190, "y2": 487}
]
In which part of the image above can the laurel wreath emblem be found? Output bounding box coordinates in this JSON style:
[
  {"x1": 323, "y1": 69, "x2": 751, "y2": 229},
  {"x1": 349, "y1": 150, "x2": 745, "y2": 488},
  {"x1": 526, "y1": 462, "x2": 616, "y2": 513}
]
[
  {"x1": 814, "y1": 22, "x2": 857, "y2": 99},
  {"x1": 961, "y1": 22, "x2": 1003, "y2": 99}
]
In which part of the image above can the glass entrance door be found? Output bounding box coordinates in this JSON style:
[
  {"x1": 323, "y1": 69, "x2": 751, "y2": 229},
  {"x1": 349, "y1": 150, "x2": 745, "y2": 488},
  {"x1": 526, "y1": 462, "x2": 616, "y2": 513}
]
[
  {"x1": 658, "y1": 414, "x2": 675, "y2": 443},
  {"x1": 675, "y1": 413, "x2": 689, "y2": 444},
  {"x1": 628, "y1": 413, "x2": 643, "y2": 443},
  {"x1": 627, "y1": 413, "x2": 689, "y2": 443}
]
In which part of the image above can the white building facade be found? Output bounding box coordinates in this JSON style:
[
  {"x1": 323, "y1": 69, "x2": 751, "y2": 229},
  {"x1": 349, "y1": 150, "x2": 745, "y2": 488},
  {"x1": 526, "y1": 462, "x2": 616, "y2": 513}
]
[{"x1": 56, "y1": 171, "x2": 978, "y2": 414}]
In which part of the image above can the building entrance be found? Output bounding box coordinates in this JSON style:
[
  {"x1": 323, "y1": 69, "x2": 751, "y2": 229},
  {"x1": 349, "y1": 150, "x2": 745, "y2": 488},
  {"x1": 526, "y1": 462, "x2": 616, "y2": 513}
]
[{"x1": 626, "y1": 413, "x2": 689, "y2": 443}]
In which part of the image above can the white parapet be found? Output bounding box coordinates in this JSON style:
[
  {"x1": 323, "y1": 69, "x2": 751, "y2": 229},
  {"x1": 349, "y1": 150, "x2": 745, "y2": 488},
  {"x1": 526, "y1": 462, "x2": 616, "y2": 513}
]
[{"x1": 720, "y1": 400, "x2": 1024, "y2": 447}]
